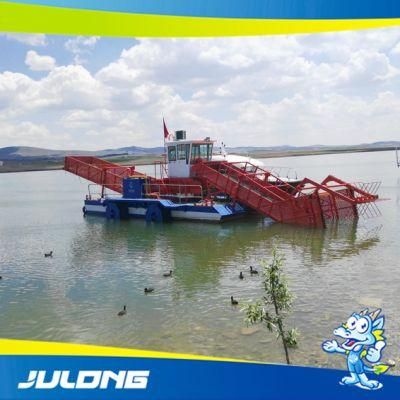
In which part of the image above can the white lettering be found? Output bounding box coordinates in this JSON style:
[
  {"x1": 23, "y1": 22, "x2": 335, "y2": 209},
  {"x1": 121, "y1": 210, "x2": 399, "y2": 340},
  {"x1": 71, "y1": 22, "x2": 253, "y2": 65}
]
[
  {"x1": 75, "y1": 371, "x2": 102, "y2": 389},
  {"x1": 36, "y1": 370, "x2": 61, "y2": 389},
  {"x1": 17, "y1": 370, "x2": 38, "y2": 389},
  {"x1": 18, "y1": 370, "x2": 150, "y2": 390},
  {"x1": 60, "y1": 371, "x2": 75, "y2": 389},
  {"x1": 124, "y1": 371, "x2": 150, "y2": 389},
  {"x1": 100, "y1": 370, "x2": 126, "y2": 389}
]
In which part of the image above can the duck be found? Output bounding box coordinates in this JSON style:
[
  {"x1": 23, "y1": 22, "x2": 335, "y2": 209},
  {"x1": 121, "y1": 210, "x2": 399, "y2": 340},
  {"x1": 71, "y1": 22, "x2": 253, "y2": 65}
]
[
  {"x1": 0, "y1": 276, "x2": 2, "y2": 280},
  {"x1": 249, "y1": 266, "x2": 258, "y2": 275},
  {"x1": 144, "y1": 287, "x2": 154, "y2": 294},
  {"x1": 44, "y1": 251, "x2": 53, "y2": 258},
  {"x1": 239, "y1": 271, "x2": 244, "y2": 280},
  {"x1": 231, "y1": 296, "x2": 239, "y2": 305},
  {"x1": 163, "y1": 270, "x2": 173, "y2": 277},
  {"x1": 117, "y1": 305, "x2": 127, "y2": 316}
]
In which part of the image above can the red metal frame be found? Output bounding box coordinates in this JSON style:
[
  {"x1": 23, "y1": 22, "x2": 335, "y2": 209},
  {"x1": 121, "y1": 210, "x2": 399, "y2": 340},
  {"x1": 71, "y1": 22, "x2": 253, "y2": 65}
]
[
  {"x1": 64, "y1": 156, "x2": 203, "y2": 198},
  {"x1": 64, "y1": 156, "x2": 380, "y2": 228},
  {"x1": 191, "y1": 160, "x2": 379, "y2": 227},
  {"x1": 64, "y1": 156, "x2": 142, "y2": 193}
]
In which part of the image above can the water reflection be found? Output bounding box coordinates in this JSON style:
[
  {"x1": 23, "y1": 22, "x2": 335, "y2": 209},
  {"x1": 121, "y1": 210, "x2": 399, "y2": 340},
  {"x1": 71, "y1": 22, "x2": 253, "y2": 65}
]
[
  {"x1": 68, "y1": 215, "x2": 380, "y2": 295},
  {"x1": 0, "y1": 151, "x2": 397, "y2": 368}
]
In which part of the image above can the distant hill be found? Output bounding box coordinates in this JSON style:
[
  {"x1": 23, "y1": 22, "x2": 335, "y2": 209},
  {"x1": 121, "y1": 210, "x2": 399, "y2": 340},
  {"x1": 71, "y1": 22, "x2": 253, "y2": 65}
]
[
  {"x1": 100, "y1": 145, "x2": 164, "y2": 156},
  {"x1": 227, "y1": 141, "x2": 400, "y2": 154},
  {"x1": 0, "y1": 145, "x2": 164, "y2": 160},
  {"x1": 0, "y1": 141, "x2": 399, "y2": 161},
  {"x1": 0, "y1": 146, "x2": 93, "y2": 160}
]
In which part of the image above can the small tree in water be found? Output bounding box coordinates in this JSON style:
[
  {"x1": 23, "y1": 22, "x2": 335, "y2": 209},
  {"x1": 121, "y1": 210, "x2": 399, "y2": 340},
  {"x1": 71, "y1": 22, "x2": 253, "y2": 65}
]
[{"x1": 244, "y1": 247, "x2": 298, "y2": 364}]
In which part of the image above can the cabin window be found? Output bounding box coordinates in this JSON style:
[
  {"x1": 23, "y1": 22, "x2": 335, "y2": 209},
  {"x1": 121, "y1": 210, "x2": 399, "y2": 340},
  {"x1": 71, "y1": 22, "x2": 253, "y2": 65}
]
[
  {"x1": 177, "y1": 144, "x2": 186, "y2": 160},
  {"x1": 168, "y1": 146, "x2": 176, "y2": 162},
  {"x1": 191, "y1": 143, "x2": 213, "y2": 163},
  {"x1": 185, "y1": 144, "x2": 190, "y2": 164}
]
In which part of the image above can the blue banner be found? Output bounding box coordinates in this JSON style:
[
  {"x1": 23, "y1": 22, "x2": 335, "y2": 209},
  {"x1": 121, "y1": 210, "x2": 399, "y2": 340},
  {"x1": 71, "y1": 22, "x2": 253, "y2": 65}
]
[
  {"x1": 3, "y1": 0, "x2": 400, "y2": 19},
  {"x1": 0, "y1": 352, "x2": 399, "y2": 399}
]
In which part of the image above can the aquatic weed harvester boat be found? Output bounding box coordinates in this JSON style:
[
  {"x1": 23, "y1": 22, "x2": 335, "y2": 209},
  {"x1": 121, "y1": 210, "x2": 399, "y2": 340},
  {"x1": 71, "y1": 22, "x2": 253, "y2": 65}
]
[{"x1": 64, "y1": 127, "x2": 380, "y2": 228}]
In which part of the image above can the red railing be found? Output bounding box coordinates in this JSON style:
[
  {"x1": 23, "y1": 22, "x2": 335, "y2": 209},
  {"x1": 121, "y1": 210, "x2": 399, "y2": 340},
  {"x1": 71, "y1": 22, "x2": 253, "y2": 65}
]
[
  {"x1": 64, "y1": 155, "x2": 380, "y2": 228},
  {"x1": 64, "y1": 156, "x2": 142, "y2": 193},
  {"x1": 191, "y1": 160, "x2": 379, "y2": 227}
]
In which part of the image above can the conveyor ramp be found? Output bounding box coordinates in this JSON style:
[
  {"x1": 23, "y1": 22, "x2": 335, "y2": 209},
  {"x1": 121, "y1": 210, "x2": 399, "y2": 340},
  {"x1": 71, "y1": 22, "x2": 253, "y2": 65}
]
[{"x1": 192, "y1": 160, "x2": 379, "y2": 228}]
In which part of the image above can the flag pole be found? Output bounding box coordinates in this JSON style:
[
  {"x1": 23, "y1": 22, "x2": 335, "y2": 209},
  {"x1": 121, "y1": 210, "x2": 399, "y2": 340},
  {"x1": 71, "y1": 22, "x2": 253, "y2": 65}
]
[{"x1": 163, "y1": 117, "x2": 165, "y2": 147}]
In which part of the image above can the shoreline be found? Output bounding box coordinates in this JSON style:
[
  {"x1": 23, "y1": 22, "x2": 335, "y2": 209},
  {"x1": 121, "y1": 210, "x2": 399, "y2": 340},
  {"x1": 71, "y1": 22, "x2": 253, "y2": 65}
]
[
  {"x1": 0, "y1": 146, "x2": 396, "y2": 174},
  {"x1": 240, "y1": 146, "x2": 398, "y2": 159}
]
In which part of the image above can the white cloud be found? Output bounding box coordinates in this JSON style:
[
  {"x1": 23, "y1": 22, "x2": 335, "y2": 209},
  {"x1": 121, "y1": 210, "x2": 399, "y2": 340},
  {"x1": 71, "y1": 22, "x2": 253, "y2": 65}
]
[
  {"x1": 4, "y1": 33, "x2": 47, "y2": 46},
  {"x1": 0, "y1": 120, "x2": 51, "y2": 148},
  {"x1": 65, "y1": 36, "x2": 100, "y2": 64},
  {"x1": 335, "y1": 50, "x2": 399, "y2": 85},
  {"x1": 25, "y1": 50, "x2": 56, "y2": 71},
  {"x1": 192, "y1": 90, "x2": 206, "y2": 99},
  {"x1": 1, "y1": 29, "x2": 400, "y2": 150},
  {"x1": 34, "y1": 65, "x2": 109, "y2": 109},
  {"x1": 391, "y1": 41, "x2": 400, "y2": 55},
  {"x1": 0, "y1": 65, "x2": 109, "y2": 113},
  {"x1": 224, "y1": 92, "x2": 400, "y2": 146}
]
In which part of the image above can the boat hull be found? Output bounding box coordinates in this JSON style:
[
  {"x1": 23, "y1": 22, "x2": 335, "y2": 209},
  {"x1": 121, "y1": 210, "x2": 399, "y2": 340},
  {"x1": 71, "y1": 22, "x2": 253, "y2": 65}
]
[{"x1": 83, "y1": 198, "x2": 246, "y2": 223}]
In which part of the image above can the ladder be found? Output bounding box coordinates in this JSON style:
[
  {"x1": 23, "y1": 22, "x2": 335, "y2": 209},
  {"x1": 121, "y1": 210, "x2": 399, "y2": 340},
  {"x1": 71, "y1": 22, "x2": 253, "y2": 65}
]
[
  {"x1": 192, "y1": 160, "x2": 379, "y2": 227},
  {"x1": 64, "y1": 156, "x2": 141, "y2": 193}
]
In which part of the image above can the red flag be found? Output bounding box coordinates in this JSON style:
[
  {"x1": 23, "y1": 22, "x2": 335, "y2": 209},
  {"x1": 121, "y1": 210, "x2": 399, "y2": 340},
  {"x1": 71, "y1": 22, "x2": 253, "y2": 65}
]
[{"x1": 163, "y1": 118, "x2": 170, "y2": 139}]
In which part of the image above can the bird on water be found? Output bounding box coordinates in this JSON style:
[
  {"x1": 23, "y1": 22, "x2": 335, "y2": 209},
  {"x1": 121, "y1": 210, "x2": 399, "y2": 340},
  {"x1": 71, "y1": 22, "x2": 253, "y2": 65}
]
[
  {"x1": 117, "y1": 305, "x2": 127, "y2": 316},
  {"x1": 250, "y1": 266, "x2": 258, "y2": 275}
]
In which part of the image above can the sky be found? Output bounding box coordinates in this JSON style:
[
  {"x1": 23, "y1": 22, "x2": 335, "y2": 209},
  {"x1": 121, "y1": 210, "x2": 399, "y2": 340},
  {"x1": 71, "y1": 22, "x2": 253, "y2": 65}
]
[{"x1": 0, "y1": 29, "x2": 400, "y2": 150}]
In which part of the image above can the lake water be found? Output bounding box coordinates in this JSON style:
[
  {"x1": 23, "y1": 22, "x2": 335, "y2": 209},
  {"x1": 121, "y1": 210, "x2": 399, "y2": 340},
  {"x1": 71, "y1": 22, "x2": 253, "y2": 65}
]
[{"x1": 0, "y1": 150, "x2": 399, "y2": 370}]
